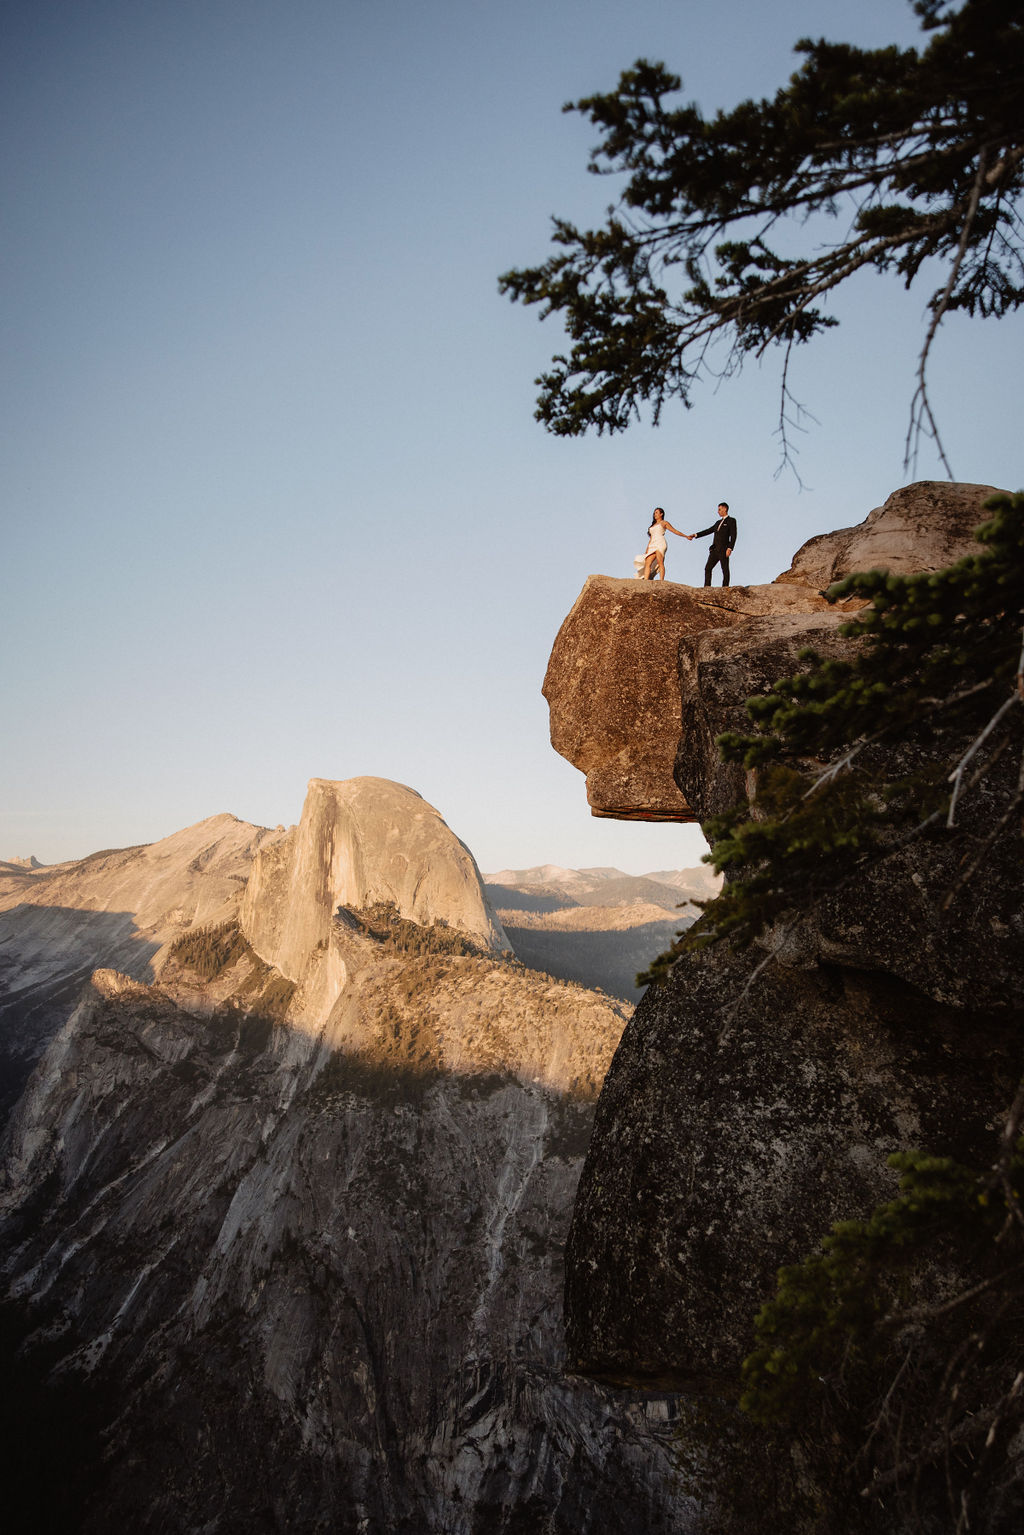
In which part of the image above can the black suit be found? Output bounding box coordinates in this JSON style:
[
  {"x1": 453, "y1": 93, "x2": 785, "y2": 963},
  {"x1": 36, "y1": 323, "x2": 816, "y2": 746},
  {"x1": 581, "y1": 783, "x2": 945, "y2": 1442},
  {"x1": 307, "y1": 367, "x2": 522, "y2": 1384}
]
[{"x1": 695, "y1": 515, "x2": 737, "y2": 586}]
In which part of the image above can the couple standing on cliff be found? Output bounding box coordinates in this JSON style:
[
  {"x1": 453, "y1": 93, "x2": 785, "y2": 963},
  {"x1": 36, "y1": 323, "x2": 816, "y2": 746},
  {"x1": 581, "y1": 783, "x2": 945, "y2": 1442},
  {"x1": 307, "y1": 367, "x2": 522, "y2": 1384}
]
[{"x1": 640, "y1": 502, "x2": 737, "y2": 586}]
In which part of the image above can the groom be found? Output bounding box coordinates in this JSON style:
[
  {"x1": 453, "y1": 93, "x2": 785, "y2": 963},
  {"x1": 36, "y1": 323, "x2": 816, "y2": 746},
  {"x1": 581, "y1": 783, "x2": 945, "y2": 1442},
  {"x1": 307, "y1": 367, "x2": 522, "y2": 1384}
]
[{"x1": 691, "y1": 502, "x2": 737, "y2": 587}]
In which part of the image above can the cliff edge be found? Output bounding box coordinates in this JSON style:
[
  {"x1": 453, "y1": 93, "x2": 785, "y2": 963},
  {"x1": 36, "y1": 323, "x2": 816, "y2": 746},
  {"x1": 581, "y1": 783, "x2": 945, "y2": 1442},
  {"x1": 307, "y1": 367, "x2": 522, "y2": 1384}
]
[
  {"x1": 546, "y1": 481, "x2": 1023, "y2": 1390},
  {"x1": 543, "y1": 482, "x2": 999, "y2": 821}
]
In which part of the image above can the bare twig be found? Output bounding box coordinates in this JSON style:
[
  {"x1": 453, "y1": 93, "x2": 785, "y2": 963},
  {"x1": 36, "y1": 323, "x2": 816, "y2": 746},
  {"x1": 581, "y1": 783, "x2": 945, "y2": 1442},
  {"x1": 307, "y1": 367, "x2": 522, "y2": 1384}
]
[
  {"x1": 803, "y1": 744, "x2": 866, "y2": 796},
  {"x1": 946, "y1": 691, "x2": 1021, "y2": 827},
  {"x1": 860, "y1": 1385, "x2": 1017, "y2": 1499},
  {"x1": 714, "y1": 941, "x2": 785, "y2": 1044},
  {"x1": 942, "y1": 741, "x2": 1023, "y2": 904},
  {"x1": 800, "y1": 676, "x2": 998, "y2": 803},
  {"x1": 884, "y1": 1261, "x2": 1024, "y2": 1331},
  {"x1": 772, "y1": 334, "x2": 818, "y2": 484},
  {"x1": 863, "y1": 1344, "x2": 918, "y2": 1455},
  {"x1": 905, "y1": 147, "x2": 991, "y2": 476}
]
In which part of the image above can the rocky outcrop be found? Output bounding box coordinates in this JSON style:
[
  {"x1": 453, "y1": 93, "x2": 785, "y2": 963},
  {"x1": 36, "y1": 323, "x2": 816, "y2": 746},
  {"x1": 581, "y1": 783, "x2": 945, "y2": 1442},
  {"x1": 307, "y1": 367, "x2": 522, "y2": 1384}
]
[
  {"x1": 544, "y1": 482, "x2": 1002, "y2": 821},
  {"x1": 0, "y1": 812, "x2": 285, "y2": 1119},
  {"x1": 552, "y1": 481, "x2": 1023, "y2": 1391},
  {"x1": 0, "y1": 779, "x2": 507, "y2": 1125},
  {"x1": 774, "y1": 479, "x2": 1000, "y2": 589},
  {"x1": 241, "y1": 777, "x2": 508, "y2": 982},
  {"x1": 542, "y1": 578, "x2": 836, "y2": 820},
  {"x1": 0, "y1": 780, "x2": 693, "y2": 1533}
]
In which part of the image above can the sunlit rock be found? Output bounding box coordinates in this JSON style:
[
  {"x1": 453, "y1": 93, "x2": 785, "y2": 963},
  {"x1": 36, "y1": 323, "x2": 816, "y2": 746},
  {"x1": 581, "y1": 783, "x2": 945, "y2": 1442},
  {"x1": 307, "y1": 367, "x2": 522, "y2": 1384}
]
[
  {"x1": 543, "y1": 482, "x2": 1002, "y2": 824},
  {"x1": 240, "y1": 776, "x2": 508, "y2": 981}
]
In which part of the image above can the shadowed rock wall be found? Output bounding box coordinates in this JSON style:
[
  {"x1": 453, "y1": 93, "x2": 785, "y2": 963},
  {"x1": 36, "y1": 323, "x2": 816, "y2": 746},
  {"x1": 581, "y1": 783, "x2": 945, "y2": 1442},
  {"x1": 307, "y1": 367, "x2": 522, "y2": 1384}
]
[{"x1": 553, "y1": 481, "x2": 1023, "y2": 1389}]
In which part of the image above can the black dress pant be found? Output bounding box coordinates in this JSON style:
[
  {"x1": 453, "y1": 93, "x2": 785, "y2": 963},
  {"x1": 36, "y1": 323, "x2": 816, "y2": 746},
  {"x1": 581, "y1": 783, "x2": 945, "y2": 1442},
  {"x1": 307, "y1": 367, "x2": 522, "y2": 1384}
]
[{"x1": 704, "y1": 550, "x2": 730, "y2": 587}]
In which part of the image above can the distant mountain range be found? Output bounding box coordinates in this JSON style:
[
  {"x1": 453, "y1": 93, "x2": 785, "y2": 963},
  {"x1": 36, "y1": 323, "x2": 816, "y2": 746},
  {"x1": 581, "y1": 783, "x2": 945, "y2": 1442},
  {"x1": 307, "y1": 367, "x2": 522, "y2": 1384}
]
[
  {"x1": 484, "y1": 863, "x2": 722, "y2": 999},
  {"x1": 484, "y1": 861, "x2": 720, "y2": 910}
]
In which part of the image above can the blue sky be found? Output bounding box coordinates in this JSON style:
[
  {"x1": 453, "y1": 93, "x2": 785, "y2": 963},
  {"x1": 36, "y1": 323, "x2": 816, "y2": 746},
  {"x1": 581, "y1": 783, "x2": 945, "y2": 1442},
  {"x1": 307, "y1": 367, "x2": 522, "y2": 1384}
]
[{"x1": 3, "y1": 0, "x2": 1021, "y2": 875}]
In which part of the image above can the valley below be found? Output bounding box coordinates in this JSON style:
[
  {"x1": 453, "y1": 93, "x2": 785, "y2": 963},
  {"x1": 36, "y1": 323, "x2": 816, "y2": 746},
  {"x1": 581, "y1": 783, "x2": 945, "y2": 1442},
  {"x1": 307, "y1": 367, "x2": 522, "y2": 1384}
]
[
  {"x1": 485, "y1": 863, "x2": 720, "y2": 1001},
  {"x1": 0, "y1": 780, "x2": 698, "y2": 1533}
]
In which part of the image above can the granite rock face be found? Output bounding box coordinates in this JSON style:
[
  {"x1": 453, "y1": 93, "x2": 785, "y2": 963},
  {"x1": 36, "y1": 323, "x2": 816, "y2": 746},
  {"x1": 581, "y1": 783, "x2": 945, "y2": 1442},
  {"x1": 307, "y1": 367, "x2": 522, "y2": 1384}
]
[
  {"x1": 0, "y1": 782, "x2": 694, "y2": 1533},
  {"x1": 565, "y1": 942, "x2": 1020, "y2": 1386},
  {"x1": 774, "y1": 479, "x2": 1001, "y2": 590},
  {"x1": 544, "y1": 482, "x2": 1002, "y2": 822},
  {"x1": 0, "y1": 812, "x2": 285, "y2": 1119},
  {"x1": 555, "y1": 481, "x2": 1023, "y2": 1387},
  {"x1": 241, "y1": 776, "x2": 509, "y2": 982},
  {"x1": 542, "y1": 578, "x2": 842, "y2": 821}
]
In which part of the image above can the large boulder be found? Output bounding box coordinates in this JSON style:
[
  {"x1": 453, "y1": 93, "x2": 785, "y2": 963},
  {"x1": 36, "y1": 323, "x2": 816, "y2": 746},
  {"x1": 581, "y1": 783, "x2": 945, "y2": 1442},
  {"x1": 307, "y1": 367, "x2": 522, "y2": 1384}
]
[
  {"x1": 542, "y1": 579, "x2": 838, "y2": 821},
  {"x1": 774, "y1": 480, "x2": 1001, "y2": 590},
  {"x1": 543, "y1": 482, "x2": 1003, "y2": 824}
]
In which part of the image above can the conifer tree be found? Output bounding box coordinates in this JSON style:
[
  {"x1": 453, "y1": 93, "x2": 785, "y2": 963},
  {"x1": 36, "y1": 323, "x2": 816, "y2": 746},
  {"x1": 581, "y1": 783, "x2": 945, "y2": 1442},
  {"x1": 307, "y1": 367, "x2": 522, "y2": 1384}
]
[{"x1": 501, "y1": 0, "x2": 1024, "y2": 471}]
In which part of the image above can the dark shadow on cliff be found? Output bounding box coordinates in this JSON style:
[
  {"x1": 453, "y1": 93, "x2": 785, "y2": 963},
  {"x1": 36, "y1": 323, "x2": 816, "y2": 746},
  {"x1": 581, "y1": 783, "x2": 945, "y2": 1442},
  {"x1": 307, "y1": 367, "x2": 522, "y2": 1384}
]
[
  {"x1": 0, "y1": 973, "x2": 628, "y2": 1533},
  {"x1": 306, "y1": 1044, "x2": 601, "y2": 1127},
  {"x1": 0, "y1": 905, "x2": 161, "y2": 1126},
  {"x1": 0, "y1": 1297, "x2": 115, "y2": 1534}
]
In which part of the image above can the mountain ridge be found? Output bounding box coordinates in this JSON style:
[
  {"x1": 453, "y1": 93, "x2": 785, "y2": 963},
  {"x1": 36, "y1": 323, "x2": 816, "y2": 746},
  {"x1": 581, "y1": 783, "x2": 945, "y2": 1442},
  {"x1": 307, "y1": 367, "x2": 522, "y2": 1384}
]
[{"x1": 0, "y1": 775, "x2": 690, "y2": 1532}]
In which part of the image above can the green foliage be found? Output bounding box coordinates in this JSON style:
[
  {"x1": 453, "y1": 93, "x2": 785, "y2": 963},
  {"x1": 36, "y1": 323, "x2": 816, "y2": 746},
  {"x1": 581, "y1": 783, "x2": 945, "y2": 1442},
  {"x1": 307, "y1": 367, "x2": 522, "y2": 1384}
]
[
  {"x1": 247, "y1": 973, "x2": 296, "y2": 1019},
  {"x1": 339, "y1": 901, "x2": 490, "y2": 959},
  {"x1": 169, "y1": 921, "x2": 297, "y2": 1021},
  {"x1": 169, "y1": 922, "x2": 251, "y2": 981},
  {"x1": 742, "y1": 1152, "x2": 981, "y2": 1426},
  {"x1": 636, "y1": 939, "x2": 690, "y2": 990},
  {"x1": 647, "y1": 491, "x2": 1024, "y2": 964},
  {"x1": 739, "y1": 1123, "x2": 1024, "y2": 1529},
  {"x1": 501, "y1": 0, "x2": 1024, "y2": 466}
]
